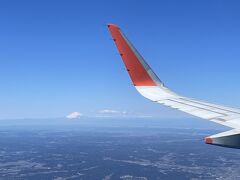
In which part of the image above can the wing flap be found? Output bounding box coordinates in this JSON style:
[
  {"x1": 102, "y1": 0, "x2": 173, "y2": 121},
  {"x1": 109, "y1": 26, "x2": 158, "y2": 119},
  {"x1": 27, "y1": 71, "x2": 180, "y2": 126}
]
[{"x1": 158, "y1": 98, "x2": 223, "y2": 119}]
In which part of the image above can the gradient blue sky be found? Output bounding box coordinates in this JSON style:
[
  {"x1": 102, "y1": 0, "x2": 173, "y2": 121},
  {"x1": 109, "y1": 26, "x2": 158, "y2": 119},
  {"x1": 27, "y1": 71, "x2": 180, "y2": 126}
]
[{"x1": 0, "y1": 0, "x2": 240, "y2": 119}]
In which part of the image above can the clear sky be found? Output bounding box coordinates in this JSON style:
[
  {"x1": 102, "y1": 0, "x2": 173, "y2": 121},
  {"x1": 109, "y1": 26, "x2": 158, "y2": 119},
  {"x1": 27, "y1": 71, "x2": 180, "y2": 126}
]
[{"x1": 0, "y1": 0, "x2": 240, "y2": 119}]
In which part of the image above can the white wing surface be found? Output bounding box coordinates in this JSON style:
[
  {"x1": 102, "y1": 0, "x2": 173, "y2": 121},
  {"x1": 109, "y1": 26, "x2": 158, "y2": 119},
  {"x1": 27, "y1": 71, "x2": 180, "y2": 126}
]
[{"x1": 108, "y1": 24, "x2": 240, "y2": 148}]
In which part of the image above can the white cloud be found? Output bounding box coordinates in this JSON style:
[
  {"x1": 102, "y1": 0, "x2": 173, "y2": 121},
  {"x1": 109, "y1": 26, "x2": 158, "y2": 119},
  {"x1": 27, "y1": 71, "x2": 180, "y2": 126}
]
[
  {"x1": 99, "y1": 109, "x2": 120, "y2": 114},
  {"x1": 66, "y1": 112, "x2": 82, "y2": 119},
  {"x1": 96, "y1": 109, "x2": 154, "y2": 118}
]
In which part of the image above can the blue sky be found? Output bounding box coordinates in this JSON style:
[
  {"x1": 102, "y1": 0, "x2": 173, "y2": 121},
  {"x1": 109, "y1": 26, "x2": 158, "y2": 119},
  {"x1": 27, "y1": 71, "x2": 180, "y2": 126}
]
[{"x1": 0, "y1": 0, "x2": 240, "y2": 119}]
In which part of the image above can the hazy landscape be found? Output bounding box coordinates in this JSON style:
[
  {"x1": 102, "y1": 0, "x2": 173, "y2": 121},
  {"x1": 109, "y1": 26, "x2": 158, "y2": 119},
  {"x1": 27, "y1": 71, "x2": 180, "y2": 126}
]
[{"x1": 0, "y1": 118, "x2": 239, "y2": 180}]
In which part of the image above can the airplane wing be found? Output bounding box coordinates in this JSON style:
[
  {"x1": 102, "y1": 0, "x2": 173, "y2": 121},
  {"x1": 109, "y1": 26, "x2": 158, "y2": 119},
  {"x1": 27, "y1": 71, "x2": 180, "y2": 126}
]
[{"x1": 107, "y1": 24, "x2": 240, "y2": 148}]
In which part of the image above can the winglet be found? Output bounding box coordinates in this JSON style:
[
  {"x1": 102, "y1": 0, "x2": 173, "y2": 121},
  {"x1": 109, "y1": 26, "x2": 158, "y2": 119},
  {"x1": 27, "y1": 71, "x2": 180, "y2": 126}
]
[{"x1": 107, "y1": 24, "x2": 162, "y2": 86}]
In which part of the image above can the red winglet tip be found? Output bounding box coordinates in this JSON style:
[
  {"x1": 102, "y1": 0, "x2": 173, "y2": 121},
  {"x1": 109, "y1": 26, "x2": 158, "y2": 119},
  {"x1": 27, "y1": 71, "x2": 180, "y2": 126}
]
[
  {"x1": 107, "y1": 24, "x2": 157, "y2": 86},
  {"x1": 204, "y1": 137, "x2": 213, "y2": 144},
  {"x1": 107, "y1": 23, "x2": 119, "y2": 29}
]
